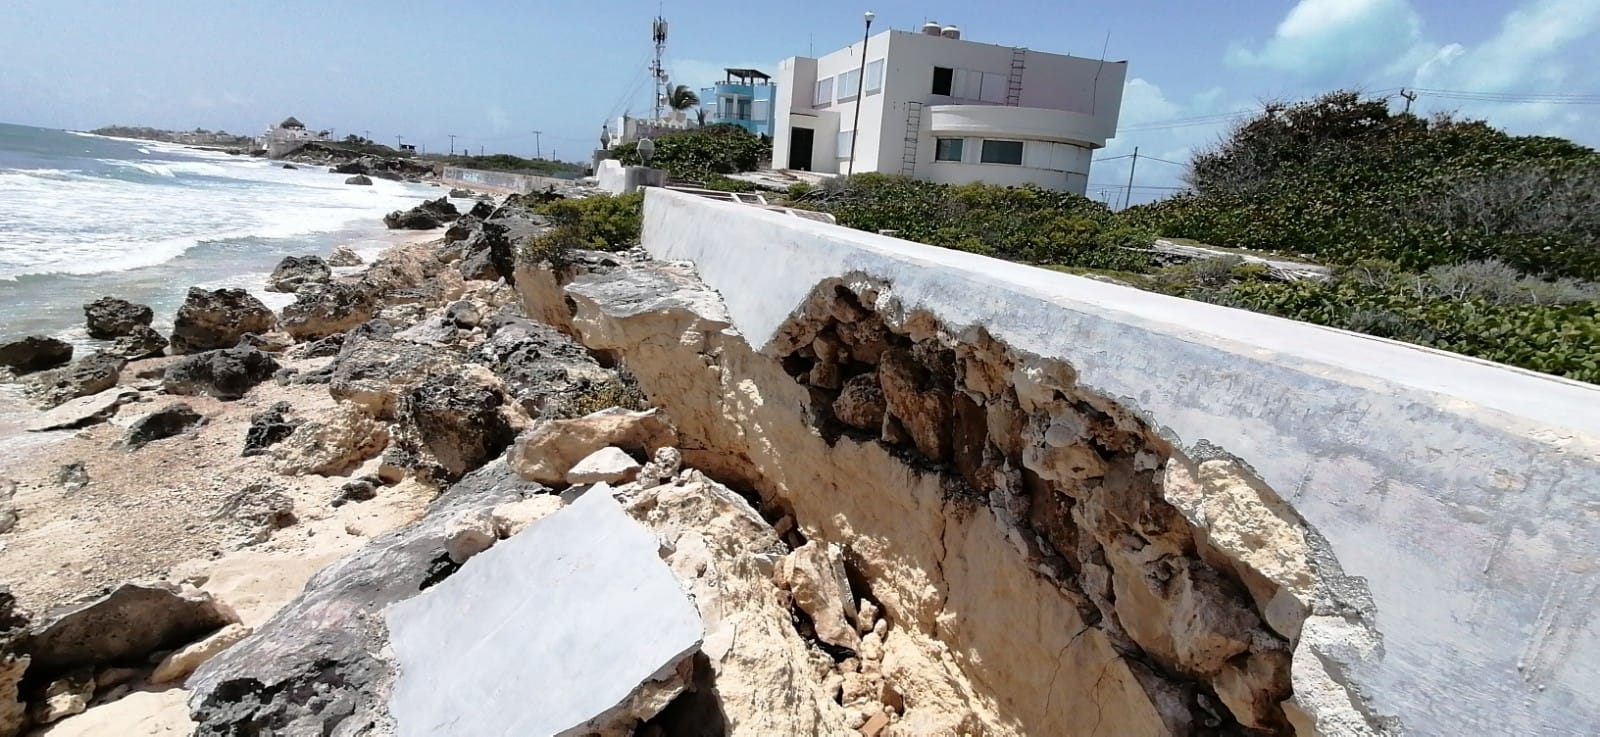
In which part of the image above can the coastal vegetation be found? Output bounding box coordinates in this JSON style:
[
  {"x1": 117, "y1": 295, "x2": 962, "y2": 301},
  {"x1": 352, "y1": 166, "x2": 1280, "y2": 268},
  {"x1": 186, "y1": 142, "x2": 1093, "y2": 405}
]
[
  {"x1": 610, "y1": 124, "x2": 770, "y2": 182},
  {"x1": 782, "y1": 91, "x2": 1600, "y2": 384},
  {"x1": 521, "y1": 191, "x2": 644, "y2": 264}
]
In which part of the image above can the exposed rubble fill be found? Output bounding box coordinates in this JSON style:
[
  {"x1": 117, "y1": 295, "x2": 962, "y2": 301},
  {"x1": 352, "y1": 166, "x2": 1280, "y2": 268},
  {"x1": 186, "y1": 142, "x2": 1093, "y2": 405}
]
[{"x1": 558, "y1": 258, "x2": 1389, "y2": 736}]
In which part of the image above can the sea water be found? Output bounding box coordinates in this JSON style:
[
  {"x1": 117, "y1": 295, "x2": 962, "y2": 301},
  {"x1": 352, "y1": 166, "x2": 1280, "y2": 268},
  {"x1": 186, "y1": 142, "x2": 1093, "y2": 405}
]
[{"x1": 0, "y1": 121, "x2": 444, "y2": 342}]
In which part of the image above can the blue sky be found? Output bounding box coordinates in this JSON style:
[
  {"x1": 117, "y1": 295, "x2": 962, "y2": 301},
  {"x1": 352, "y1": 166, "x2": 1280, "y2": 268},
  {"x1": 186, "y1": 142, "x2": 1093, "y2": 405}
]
[{"x1": 3, "y1": 0, "x2": 1596, "y2": 204}]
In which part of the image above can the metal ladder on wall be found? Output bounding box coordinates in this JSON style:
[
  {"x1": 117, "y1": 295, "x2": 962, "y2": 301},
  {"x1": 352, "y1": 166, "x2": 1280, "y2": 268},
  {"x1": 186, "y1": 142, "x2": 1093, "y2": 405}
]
[
  {"x1": 900, "y1": 101, "x2": 923, "y2": 176},
  {"x1": 1006, "y1": 47, "x2": 1026, "y2": 106}
]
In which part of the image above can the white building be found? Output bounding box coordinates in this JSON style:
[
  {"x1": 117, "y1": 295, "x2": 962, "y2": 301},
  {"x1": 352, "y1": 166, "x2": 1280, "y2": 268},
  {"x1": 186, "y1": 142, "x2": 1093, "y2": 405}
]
[
  {"x1": 772, "y1": 23, "x2": 1127, "y2": 194},
  {"x1": 259, "y1": 116, "x2": 328, "y2": 159}
]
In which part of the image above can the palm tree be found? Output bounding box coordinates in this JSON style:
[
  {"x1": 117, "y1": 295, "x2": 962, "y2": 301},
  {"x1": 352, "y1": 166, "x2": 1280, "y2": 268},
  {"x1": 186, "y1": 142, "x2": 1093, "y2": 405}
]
[{"x1": 667, "y1": 84, "x2": 700, "y2": 114}]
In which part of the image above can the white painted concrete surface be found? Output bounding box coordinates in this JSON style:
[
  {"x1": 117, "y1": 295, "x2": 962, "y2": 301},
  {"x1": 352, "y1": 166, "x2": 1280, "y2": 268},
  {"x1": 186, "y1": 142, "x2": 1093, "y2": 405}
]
[
  {"x1": 385, "y1": 487, "x2": 703, "y2": 736},
  {"x1": 641, "y1": 188, "x2": 1600, "y2": 736}
]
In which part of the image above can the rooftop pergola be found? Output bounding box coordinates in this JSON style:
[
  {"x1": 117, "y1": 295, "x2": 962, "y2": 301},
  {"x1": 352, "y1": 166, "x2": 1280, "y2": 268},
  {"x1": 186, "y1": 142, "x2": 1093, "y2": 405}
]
[{"x1": 722, "y1": 68, "x2": 771, "y2": 85}]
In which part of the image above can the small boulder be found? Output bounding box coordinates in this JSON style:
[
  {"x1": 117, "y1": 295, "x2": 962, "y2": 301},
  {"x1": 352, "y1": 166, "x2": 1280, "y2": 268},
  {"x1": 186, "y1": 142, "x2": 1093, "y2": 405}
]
[
  {"x1": 833, "y1": 373, "x2": 887, "y2": 432},
  {"x1": 83, "y1": 297, "x2": 154, "y2": 339},
  {"x1": 108, "y1": 326, "x2": 168, "y2": 360},
  {"x1": 509, "y1": 409, "x2": 677, "y2": 486},
  {"x1": 443, "y1": 510, "x2": 498, "y2": 564},
  {"x1": 0, "y1": 336, "x2": 73, "y2": 374},
  {"x1": 774, "y1": 541, "x2": 861, "y2": 651},
  {"x1": 150, "y1": 623, "x2": 251, "y2": 685},
  {"x1": 216, "y1": 482, "x2": 297, "y2": 544},
  {"x1": 30, "y1": 352, "x2": 125, "y2": 407},
  {"x1": 55, "y1": 463, "x2": 89, "y2": 492},
  {"x1": 281, "y1": 163, "x2": 298, "y2": 170},
  {"x1": 265, "y1": 256, "x2": 332, "y2": 293},
  {"x1": 418, "y1": 196, "x2": 459, "y2": 221},
  {"x1": 279, "y1": 281, "x2": 381, "y2": 341},
  {"x1": 566, "y1": 447, "x2": 642, "y2": 486},
  {"x1": 18, "y1": 582, "x2": 237, "y2": 677},
  {"x1": 448, "y1": 188, "x2": 473, "y2": 198},
  {"x1": 344, "y1": 174, "x2": 373, "y2": 186},
  {"x1": 29, "y1": 668, "x2": 93, "y2": 725},
  {"x1": 445, "y1": 300, "x2": 482, "y2": 329},
  {"x1": 383, "y1": 209, "x2": 441, "y2": 230},
  {"x1": 242, "y1": 401, "x2": 298, "y2": 457},
  {"x1": 123, "y1": 403, "x2": 206, "y2": 450},
  {"x1": 169, "y1": 287, "x2": 276, "y2": 355},
  {"x1": 162, "y1": 346, "x2": 280, "y2": 401},
  {"x1": 236, "y1": 331, "x2": 294, "y2": 353},
  {"x1": 331, "y1": 477, "x2": 379, "y2": 507},
  {"x1": 327, "y1": 246, "x2": 364, "y2": 267},
  {"x1": 271, "y1": 404, "x2": 390, "y2": 476},
  {"x1": 332, "y1": 161, "x2": 369, "y2": 175},
  {"x1": 395, "y1": 374, "x2": 516, "y2": 484}
]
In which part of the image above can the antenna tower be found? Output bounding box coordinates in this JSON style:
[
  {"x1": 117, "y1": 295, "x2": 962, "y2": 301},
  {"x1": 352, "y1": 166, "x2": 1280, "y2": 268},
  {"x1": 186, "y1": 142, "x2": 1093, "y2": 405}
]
[{"x1": 650, "y1": 15, "x2": 670, "y2": 120}]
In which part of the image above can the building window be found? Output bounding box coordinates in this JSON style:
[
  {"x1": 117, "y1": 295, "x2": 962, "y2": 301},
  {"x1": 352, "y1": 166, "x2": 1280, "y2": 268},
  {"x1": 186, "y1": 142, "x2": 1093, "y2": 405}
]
[
  {"x1": 865, "y1": 59, "x2": 885, "y2": 93},
  {"x1": 814, "y1": 77, "x2": 834, "y2": 106},
  {"x1": 838, "y1": 69, "x2": 861, "y2": 100},
  {"x1": 837, "y1": 130, "x2": 854, "y2": 157},
  {"x1": 980, "y1": 139, "x2": 1024, "y2": 165},
  {"x1": 934, "y1": 138, "x2": 964, "y2": 162},
  {"x1": 932, "y1": 66, "x2": 953, "y2": 95}
]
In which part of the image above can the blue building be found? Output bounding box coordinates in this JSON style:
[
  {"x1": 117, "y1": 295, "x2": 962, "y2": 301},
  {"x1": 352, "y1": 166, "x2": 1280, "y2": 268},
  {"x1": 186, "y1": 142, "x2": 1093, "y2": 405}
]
[{"x1": 699, "y1": 68, "x2": 776, "y2": 138}]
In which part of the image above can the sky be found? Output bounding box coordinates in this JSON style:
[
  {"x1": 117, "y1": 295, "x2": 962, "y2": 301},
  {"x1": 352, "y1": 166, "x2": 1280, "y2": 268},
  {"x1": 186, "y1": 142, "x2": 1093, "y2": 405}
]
[{"x1": 2, "y1": 0, "x2": 1597, "y2": 205}]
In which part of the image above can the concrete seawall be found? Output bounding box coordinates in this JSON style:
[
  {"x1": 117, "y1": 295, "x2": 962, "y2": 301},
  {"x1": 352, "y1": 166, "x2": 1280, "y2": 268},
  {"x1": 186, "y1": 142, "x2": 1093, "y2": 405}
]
[
  {"x1": 640, "y1": 188, "x2": 1600, "y2": 735},
  {"x1": 437, "y1": 167, "x2": 576, "y2": 195}
]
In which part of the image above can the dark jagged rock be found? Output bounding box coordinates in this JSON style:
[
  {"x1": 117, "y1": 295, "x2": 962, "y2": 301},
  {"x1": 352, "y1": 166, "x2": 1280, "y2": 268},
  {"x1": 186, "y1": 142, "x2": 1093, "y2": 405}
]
[
  {"x1": 82, "y1": 297, "x2": 154, "y2": 339},
  {"x1": 331, "y1": 161, "x2": 368, "y2": 175},
  {"x1": 162, "y1": 346, "x2": 280, "y2": 401},
  {"x1": 418, "y1": 197, "x2": 458, "y2": 221},
  {"x1": 54, "y1": 462, "x2": 89, "y2": 492},
  {"x1": 331, "y1": 477, "x2": 380, "y2": 507},
  {"x1": 281, "y1": 163, "x2": 298, "y2": 170},
  {"x1": 124, "y1": 403, "x2": 206, "y2": 449},
  {"x1": 447, "y1": 188, "x2": 472, "y2": 198},
  {"x1": 468, "y1": 317, "x2": 613, "y2": 419},
  {"x1": 443, "y1": 214, "x2": 481, "y2": 244},
  {"x1": 242, "y1": 401, "x2": 299, "y2": 457},
  {"x1": 19, "y1": 582, "x2": 235, "y2": 680},
  {"x1": 0, "y1": 336, "x2": 72, "y2": 375},
  {"x1": 265, "y1": 256, "x2": 332, "y2": 293},
  {"x1": 170, "y1": 288, "x2": 276, "y2": 355},
  {"x1": 344, "y1": 174, "x2": 372, "y2": 186},
  {"x1": 394, "y1": 374, "x2": 515, "y2": 485},
  {"x1": 108, "y1": 326, "x2": 168, "y2": 360},
  {"x1": 29, "y1": 352, "x2": 125, "y2": 408},
  {"x1": 279, "y1": 281, "x2": 381, "y2": 341},
  {"x1": 186, "y1": 460, "x2": 543, "y2": 736},
  {"x1": 467, "y1": 200, "x2": 495, "y2": 220}
]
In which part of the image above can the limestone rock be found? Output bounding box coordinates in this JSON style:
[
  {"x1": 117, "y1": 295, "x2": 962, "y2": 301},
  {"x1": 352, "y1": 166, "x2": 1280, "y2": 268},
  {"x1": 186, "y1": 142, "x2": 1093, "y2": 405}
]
[
  {"x1": 467, "y1": 317, "x2": 616, "y2": 418},
  {"x1": 150, "y1": 623, "x2": 252, "y2": 685},
  {"x1": 344, "y1": 174, "x2": 372, "y2": 185},
  {"x1": 567, "y1": 447, "x2": 642, "y2": 485},
  {"x1": 83, "y1": 297, "x2": 154, "y2": 339},
  {"x1": 29, "y1": 669, "x2": 93, "y2": 725},
  {"x1": 775, "y1": 542, "x2": 861, "y2": 651},
  {"x1": 27, "y1": 387, "x2": 138, "y2": 432},
  {"x1": 832, "y1": 373, "x2": 885, "y2": 432},
  {"x1": 490, "y1": 495, "x2": 564, "y2": 537},
  {"x1": 393, "y1": 373, "x2": 516, "y2": 485},
  {"x1": 445, "y1": 300, "x2": 482, "y2": 329},
  {"x1": 19, "y1": 582, "x2": 236, "y2": 678},
  {"x1": 325, "y1": 333, "x2": 463, "y2": 419},
  {"x1": 0, "y1": 335, "x2": 72, "y2": 374},
  {"x1": 241, "y1": 401, "x2": 299, "y2": 457},
  {"x1": 510, "y1": 409, "x2": 678, "y2": 486},
  {"x1": 443, "y1": 510, "x2": 498, "y2": 564},
  {"x1": 217, "y1": 481, "x2": 297, "y2": 544},
  {"x1": 108, "y1": 325, "x2": 168, "y2": 360},
  {"x1": 162, "y1": 346, "x2": 279, "y2": 400},
  {"x1": 54, "y1": 463, "x2": 88, "y2": 492},
  {"x1": 187, "y1": 460, "x2": 546, "y2": 735},
  {"x1": 279, "y1": 281, "x2": 382, "y2": 341},
  {"x1": 0, "y1": 652, "x2": 26, "y2": 737},
  {"x1": 123, "y1": 403, "x2": 206, "y2": 449},
  {"x1": 635, "y1": 446, "x2": 682, "y2": 489},
  {"x1": 237, "y1": 331, "x2": 294, "y2": 353},
  {"x1": 876, "y1": 348, "x2": 952, "y2": 461},
  {"x1": 265, "y1": 255, "x2": 332, "y2": 293},
  {"x1": 169, "y1": 287, "x2": 275, "y2": 355},
  {"x1": 271, "y1": 403, "x2": 390, "y2": 476},
  {"x1": 29, "y1": 352, "x2": 125, "y2": 407},
  {"x1": 327, "y1": 245, "x2": 365, "y2": 267}
]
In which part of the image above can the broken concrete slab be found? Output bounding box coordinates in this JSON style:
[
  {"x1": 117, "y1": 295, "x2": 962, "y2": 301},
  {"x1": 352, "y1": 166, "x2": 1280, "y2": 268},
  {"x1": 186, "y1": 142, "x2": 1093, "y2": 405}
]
[{"x1": 385, "y1": 486, "x2": 703, "y2": 737}]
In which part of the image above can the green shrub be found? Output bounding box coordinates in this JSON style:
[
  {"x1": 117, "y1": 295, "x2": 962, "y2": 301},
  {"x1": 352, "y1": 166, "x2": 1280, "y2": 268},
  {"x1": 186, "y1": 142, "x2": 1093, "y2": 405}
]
[
  {"x1": 791, "y1": 174, "x2": 1155, "y2": 271},
  {"x1": 702, "y1": 174, "x2": 757, "y2": 192},
  {"x1": 611, "y1": 124, "x2": 770, "y2": 180},
  {"x1": 531, "y1": 192, "x2": 643, "y2": 251}
]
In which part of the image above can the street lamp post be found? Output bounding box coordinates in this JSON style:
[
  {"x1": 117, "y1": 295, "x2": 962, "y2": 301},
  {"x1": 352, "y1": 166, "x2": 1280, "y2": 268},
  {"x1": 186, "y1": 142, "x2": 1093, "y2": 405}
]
[{"x1": 845, "y1": 10, "x2": 874, "y2": 177}]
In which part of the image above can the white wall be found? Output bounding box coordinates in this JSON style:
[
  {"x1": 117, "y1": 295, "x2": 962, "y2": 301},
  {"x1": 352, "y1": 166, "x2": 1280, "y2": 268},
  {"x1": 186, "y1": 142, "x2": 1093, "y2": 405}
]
[{"x1": 641, "y1": 188, "x2": 1600, "y2": 737}]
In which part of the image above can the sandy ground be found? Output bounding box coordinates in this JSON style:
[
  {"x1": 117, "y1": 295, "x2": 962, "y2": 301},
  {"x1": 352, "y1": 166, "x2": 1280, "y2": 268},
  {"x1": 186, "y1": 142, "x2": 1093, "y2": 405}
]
[{"x1": 0, "y1": 231, "x2": 445, "y2": 735}]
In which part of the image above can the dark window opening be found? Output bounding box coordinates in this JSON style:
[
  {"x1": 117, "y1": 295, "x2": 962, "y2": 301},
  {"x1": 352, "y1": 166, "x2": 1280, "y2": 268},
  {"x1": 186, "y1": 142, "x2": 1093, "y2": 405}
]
[
  {"x1": 932, "y1": 66, "x2": 953, "y2": 95},
  {"x1": 934, "y1": 138, "x2": 964, "y2": 162},
  {"x1": 980, "y1": 139, "x2": 1024, "y2": 165}
]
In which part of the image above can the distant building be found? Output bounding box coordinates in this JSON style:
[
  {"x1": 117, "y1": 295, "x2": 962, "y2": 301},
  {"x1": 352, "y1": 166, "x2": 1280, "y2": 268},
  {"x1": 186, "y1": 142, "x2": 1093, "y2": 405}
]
[
  {"x1": 771, "y1": 23, "x2": 1127, "y2": 193},
  {"x1": 698, "y1": 68, "x2": 776, "y2": 137},
  {"x1": 259, "y1": 116, "x2": 329, "y2": 159}
]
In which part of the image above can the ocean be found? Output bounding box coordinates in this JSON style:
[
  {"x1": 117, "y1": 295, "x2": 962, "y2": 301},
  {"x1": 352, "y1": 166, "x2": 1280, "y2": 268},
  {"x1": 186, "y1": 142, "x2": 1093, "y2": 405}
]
[{"x1": 0, "y1": 121, "x2": 445, "y2": 343}]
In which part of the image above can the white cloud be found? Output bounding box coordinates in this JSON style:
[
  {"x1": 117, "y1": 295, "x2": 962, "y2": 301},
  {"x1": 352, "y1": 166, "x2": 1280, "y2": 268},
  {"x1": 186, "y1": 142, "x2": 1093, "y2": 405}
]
[{"x1": 1227, "y1": 0, "x2": 1423, "y2": 78}]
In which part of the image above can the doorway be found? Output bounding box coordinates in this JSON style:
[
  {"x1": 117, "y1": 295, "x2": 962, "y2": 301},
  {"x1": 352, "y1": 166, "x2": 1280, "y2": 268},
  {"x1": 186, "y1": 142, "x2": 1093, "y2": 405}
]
[{"x1": 788, "y1": 127, "x2": 814, "y2": 171}]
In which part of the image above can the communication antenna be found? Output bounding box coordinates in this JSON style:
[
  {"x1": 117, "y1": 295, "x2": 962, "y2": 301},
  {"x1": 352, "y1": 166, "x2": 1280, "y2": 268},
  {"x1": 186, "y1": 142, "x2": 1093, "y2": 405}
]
[{"x1": 651, "y1": 15, "x2": 670, "y2": 120}]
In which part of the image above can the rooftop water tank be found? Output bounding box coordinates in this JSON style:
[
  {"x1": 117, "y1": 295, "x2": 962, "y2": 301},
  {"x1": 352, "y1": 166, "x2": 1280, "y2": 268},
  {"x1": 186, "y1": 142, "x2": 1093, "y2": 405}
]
[
  {"x1": 941, "y1": 25, "x2": 961, "y2": 40},
  {"x1": 921, "y1": 21, "x2": 943, "y2": 36}
]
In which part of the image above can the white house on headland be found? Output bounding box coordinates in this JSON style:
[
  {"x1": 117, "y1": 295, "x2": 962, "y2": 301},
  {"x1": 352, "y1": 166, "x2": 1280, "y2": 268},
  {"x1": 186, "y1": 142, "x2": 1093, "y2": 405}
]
[
  {"x1": 772, "y1": 22, "x2": 1127, "y2": 194},
  {"x1": 259, "y1": 116, "x2": 329, "y2": 159}
]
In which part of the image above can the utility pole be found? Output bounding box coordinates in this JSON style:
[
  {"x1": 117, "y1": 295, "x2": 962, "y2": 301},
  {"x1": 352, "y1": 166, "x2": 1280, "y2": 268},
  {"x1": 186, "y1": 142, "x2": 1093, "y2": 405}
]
[
  {"x1": 1399, "y1": 88, "x2": 1417, "y2": 114},
  {"x1": 396, "y1": 135, "x2": 403, "y2": 151},
  {"x1": 448, "y1": 134, "x2": 456, "y2": 156},
  {"x1": 532, "y1": 130, "x2": 543, "y2": 159},
  {"x1": 479, "y1": 145, "x2": 484, "y2": 157},
  {"x1": 1121, "y1": 147, "x2": 1139, "y2": 210}
]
